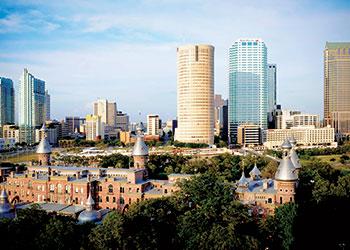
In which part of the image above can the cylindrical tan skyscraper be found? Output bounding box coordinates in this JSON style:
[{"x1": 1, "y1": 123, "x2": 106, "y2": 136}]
[{"x1": 175, "y1": 44, "x2": 214, "y2": 145}]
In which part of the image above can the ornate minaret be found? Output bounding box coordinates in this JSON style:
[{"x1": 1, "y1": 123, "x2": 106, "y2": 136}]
[
  {"x1": 36, "y1": 123, "x2": 52, "y2": 166},
  {"x1": 78, "y1": 185, "x2": 102, "y2": 224},
  {"x1": 275, "y1": 139, "x2": 298, "y2": 205},
  {"x1": 132, "y1": 124, "x2": 149, "y2": 169},
  {"x1": 289, "y1": 135, "x2": 301, "y2": 173}
]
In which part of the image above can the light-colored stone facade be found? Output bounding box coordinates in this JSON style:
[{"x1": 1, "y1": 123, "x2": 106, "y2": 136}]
[
  {"x1": 264, "y1": 125, "x2": 335, "y2": 149},
  {"x1": 175, "y1": 44, "x2": 214, "y2": 145}
]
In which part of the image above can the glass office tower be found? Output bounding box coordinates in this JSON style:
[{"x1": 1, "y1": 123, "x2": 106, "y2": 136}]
[
  {"x1": 19, "y1": 68, "x2": 46, "y2": 144},
  {"x1": 0, "y1": 77, "x2": 15, "y2": 126},
  {"x1": 228, "y1": 38, "x2": 268, "y2": 143}
]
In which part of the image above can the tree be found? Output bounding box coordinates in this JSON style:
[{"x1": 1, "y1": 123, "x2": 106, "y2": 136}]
[
  {"x1": 123, "y1": 198, "x2": 179, "y2": 250},
  {"x1": 175, "y1": 172, "x2": 259, "y2": 249},
  {"x1": 88, "y1": 212, "x2": 124, "y2": 250}
]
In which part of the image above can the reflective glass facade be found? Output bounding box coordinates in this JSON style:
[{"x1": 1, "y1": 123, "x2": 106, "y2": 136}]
[
  {"x1": 0, "y1": 77, "x2": 15, "y2": 126},
  {"x1": 19, "y1": 68, "x2": 46, "y2": 144},
  {"x1": 229, "y1": 39, "x2": 267, "y2": 143}
]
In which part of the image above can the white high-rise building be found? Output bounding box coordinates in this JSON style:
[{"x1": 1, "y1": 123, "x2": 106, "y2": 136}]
[
  {"x1": 116, "y1": 111, "x2": 129, "y2": 131},
  {"x1": 93, "y1": 99, "x2": 117, "y2": 127},
  {"x1": 175, "y1": 44, "x2": 214, "y2": 145},
  {"x1": 228, "y1": 38, "x2": 268, "y2": 143},
  {"x1": 85, "y1": 115, "x2": 104, "y2": 141},
  {"x1": 147, "y1": 114, "x2": 161, "y2": 136},
  {"x1": 19, "y1": 68, "x2": 46, "y2": 144}
]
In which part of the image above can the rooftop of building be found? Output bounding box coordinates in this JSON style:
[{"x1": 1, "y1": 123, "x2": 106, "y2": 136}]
[
  {"x1": 236, "y1": 179, "x2": 276, "y2": 194},
  {"x1": 326, "y1": 42, "x2": 350, "y2": 49}
]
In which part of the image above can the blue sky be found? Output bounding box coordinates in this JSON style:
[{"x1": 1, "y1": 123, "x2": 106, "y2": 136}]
[{"x1": 0, "y1": 0, "x2": 349, "y2": 121}]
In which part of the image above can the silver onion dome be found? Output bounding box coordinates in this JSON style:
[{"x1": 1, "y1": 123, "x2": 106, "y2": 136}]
[
  {"x1": 281, "y1": 139, "x2": 292, "y2": 150},
  {"x1": 78, "y1": 191, "x2": 102, "y2": 223},
  {"x1": 0, "y1": 189, "x2": 11, "y2": 214},
  {"x1": 275, "y1": 155, "x2": 298, "y2": 181},
  {"x1": 237, "y1": 171, "x2": 249, "y2": 187},
  {"x1": 289, "y1": 136, "x2": 297, "y2": 147},
  {"x1": 36, "y1": 124, "x2": 52, "y2": 154},
  {"x1": 249, "y1": 163, "x2": 261, "y2": 179},
  {"x1": 290, "y1": 149, "x2": 302, "y2": 169},
  {"x1": 132, "y1": 135, "x2": 149, "y2": 156}
]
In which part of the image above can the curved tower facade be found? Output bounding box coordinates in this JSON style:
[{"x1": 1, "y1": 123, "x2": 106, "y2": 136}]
[{"x1": 175, "y1": 44, "x2": 214, "y2": 145}]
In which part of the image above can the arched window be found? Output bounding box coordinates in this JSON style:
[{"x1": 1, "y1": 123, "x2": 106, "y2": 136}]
[
  {"x1": 50, "y1": 184, "x2": 55, "y2": 192},
  {"x1": 65, "y1": 185, "x2": 70, "y2": 194},
  {"x1": 280, "y1": 197, "x2": 283, "y2": 204},
  {"x1": 57, "y1": 184, "x2": 62, "y2": 194},
  {"x1": 268, "y1": 198, "x2": 272, "y2": 204},
  {"x1": 108, "y1": 185, "x2": 113, "y2": 193}
]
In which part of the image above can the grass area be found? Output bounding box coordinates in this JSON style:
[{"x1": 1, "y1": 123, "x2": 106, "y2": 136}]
[
  {"x1": 1, "y1": 152, "x2": 38, "y2": 164},
  {"x1": 314, "y1": 155, "x2": 341, "y2": 162},
  {"x1": 300, "y1": 154, "x2": 350, "y2": 173}
]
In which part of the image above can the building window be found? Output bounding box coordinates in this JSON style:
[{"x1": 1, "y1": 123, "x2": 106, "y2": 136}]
[
  {"x1": 99, "y1": 186, "x2": 102, "y2": 192},
  {"x1": 65, "y1": 185, "x2": 70, "y2": 194},
  {"x1": 113, "y1": 197, "x2": 116, "y2": 203},
  {"x1": 108, "y1": 185, "x2": 113, "y2": 193},
  {"x1": 120, "y1": 197, "x2": 125, "y2": 205},
  {"x1": 280, "y1": 197, "x2": 283, "y2": 204},
  {"x1": 164, "y1": 189, "x2": 167, "y2": 194},
  {"x1": 136, "y1": 188, "x2": 139, "y2": 193},
  {"x1": 58, "y1": 184, "x2": 62, "y2": 194},
  {"x1": 129, "y1": 198, "x2": 131, "y2": 204},
  {"x1": 290, "y1": 197, "x2": 293, "y2": 202},
  {"x1": 75, "y1": 188, "x2": 79, "y2": 193},
  {"x1": 268, "y1": 198, "x2": 272, "y2": 204},
  {"x1": 98, "y1": 196, "x2": 102, "y2": 202},
  {"x1": 106, "y1": 196, "x2": 109, "y2": 202},
  {"x1": 50, "y1": 184, "x2": 55, "y2": 192},
  {"x1": 120, "y1": 187, "x2": 124, "y2": 193}
]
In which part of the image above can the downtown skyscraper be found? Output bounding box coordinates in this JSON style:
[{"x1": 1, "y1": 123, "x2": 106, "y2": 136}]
[
  {"x1": 175, "y1": 44, "x2": 214, "y2": 145},
  {"x1": 228, "y1": 38, "x2": 268, "y2": 143},
  {"x1": 93, "y1": 99, "x2": 117, "y2": 127},
  {"x1": 19, "y1": 68, "x2": 46, "y2": 144},
  {"x1": 324, "y1": 42, "x2": 350, "y2": 135},
  {"x1": 0, "y1": 77, "x2": 15, "y2": 126},
  {"x1": 267, "y1": 64, "x2": 277, "y2": 113}
]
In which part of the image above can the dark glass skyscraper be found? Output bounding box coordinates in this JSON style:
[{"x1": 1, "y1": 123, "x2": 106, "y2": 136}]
[{"x1": 0, "y1": 77, "x2": 15, "y2": 126}]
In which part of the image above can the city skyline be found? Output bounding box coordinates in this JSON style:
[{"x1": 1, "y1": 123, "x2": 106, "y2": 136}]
[{"x1": 0, "y1": 0, "x2": 350, "y2": 121}]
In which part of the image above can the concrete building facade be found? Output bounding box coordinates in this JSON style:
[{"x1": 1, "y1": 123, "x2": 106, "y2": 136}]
[
  {"x1": 147, "y1": 114, "x2": 161, "y2": 136},
  {"x1": 86, "y1": 115, "x2": 104, "y2": 141},
  {"x1": 175, "y1": 44, "x2": 214, "y2": 145},
  {"x1": 264, "y1": 126, "x2": 335, "y2": 149}
]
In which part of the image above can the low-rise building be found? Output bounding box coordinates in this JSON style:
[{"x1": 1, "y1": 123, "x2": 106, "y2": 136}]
[
  {"x1": 237, "y1": 124, "x2": 261, "y2": 147},
  {"x1": 0, "y1": 126, "x2": 191, "y2": 213},
  {"x1": 2, "y1": 124, "x2": 19, "y2": 143},
  {"x1": 236, "y1": 139, "x2": 300, "y2": 215},
  {"x1": 264, "y1": 125, "x2": 336, "y2": 149}
]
